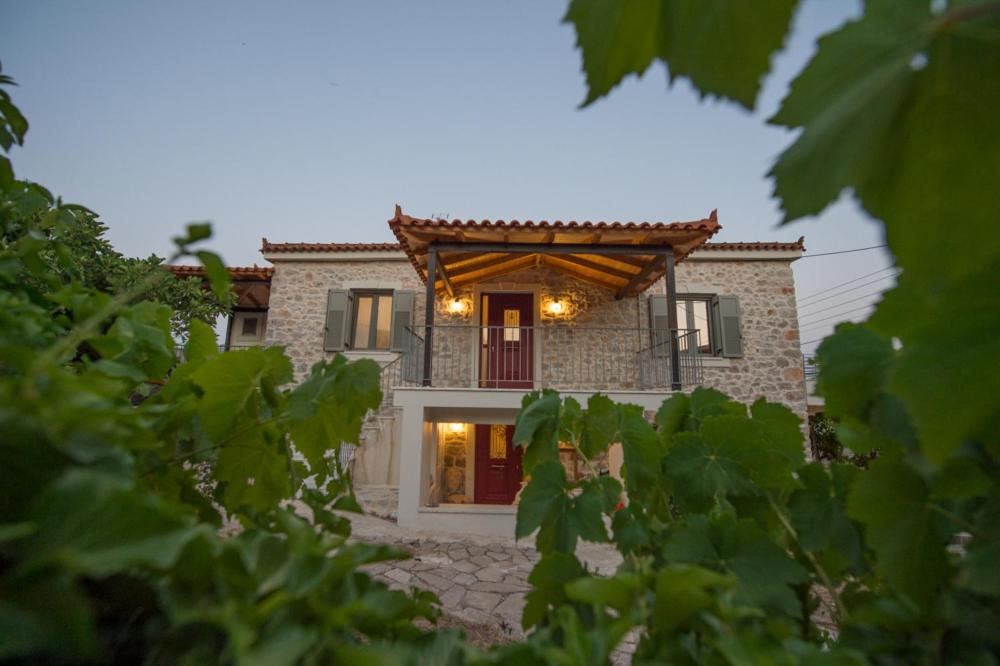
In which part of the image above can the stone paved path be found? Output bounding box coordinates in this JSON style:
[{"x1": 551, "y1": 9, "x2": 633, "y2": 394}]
[{"x1": 347, "y1": 511, "x2": 623, "y2": 644}]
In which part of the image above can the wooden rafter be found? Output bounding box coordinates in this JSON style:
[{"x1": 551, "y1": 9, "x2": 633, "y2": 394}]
[
  {"x1": 444, "y1": 253, "x2": 526, "y2": 278},
  {"x1": 553, "y1": 254, "x2": 636, "y2": 280},
  {"x1": 538, "y1": 255, "x2": 626, "y2": 291},
  {"x1": 448, "y1": 254, "x2": 536, "y2": 287},
  {"x1": 615, "y1": 255, "x2": 666, "y2": 299}
]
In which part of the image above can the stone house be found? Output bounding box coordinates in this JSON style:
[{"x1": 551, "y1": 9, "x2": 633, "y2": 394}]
[{"x1": 220, "y1": 206, "x2": 806, "y2": 536}]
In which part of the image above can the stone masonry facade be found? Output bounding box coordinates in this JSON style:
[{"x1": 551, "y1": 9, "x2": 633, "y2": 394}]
[{"x1": 263, "y1": 252, "x2": 808, "y2": 486}]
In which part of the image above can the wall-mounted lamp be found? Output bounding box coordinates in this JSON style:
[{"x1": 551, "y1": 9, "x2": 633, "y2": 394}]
[
  {"x1": 447, "y1": 422, "x2": 465, "y2": 434},
  {"x1": 448, "y1": 299, "x2": 466, "y2": 314},
  {"x1": 546, "y1": 300, "x2": 566, "y2": 316}
]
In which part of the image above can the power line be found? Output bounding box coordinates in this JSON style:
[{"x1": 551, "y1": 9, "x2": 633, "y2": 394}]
[
  {"x1": 797, "y1": 266, "x2": 898, "y2": 304},
  {"x1": 799, "y1": 276, "x2": 896, "y2": 310},
  {"x1": 799, "y1": 288, "x2": 889, "y2": 320},
  {"x1": 799, "y1": 244, "x2": 888, "y2": 259},
  {"x1": 799, "y1": 304, "x2": 876, "y2": 329},
  {"x1": 801, "y1": 336, "x2": 829, "y2": 346}
]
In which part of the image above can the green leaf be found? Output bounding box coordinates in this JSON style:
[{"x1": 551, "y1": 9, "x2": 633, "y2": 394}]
[
  {"x1": 815, "y1": 325, "x2": 894, "y2": 422},
  {"x1": 847, "y1": 458, "x2": 949, "y2": 607},
  {"x1": 872, "y1": 269, "x2": 1000, "y2": 463},
  {"x1": 580, "y1": 393, "x2": 619, "y2": 459},
  {"x1": 513, "y1": 390, "x2": 562, "y2": 474},
  {"x1": 788, "y1": 462, "x2": 864, "y2": 574},
  {"x1": 24, "y1": 470, "x2": 204, "y2": 575},
  {"x1": 653, "y1": 564, "x2": 733, "y2": 633},
  {"x1": 664, "y1": 431, "x2": 753, "y2": 512},
  {"x1": 184, "y1": 318, "x2": 219, "y2": 362},
  {"x1": 190, "y1": 346, "x2": 293, "y2": 440},
  {"x1": 654, "y1": 391, "x2": 690, "y2": 449},
  {"x1": 287, "y1": 356, "x2": 381, "y2": 474},
  {"x1": 215, "y1": 429, "x2": 293, "y2": 512},
  {"x1": 195, "y1": 250, "x2": 231, "y2": 301},
  {"x1": 516, "y1": 460, "x2": 567, "y2": 541},
  {"x1": 522, "y1": 552, "x2": 586, "y2": 629},
  {"x1": 565, "y1": 0, "x2": 798, "y2": 109},
  {"x1": 566, "y1": 572, "x2": 638, "y2": 612},
  {"x1": 173, "y1": 222, "x2": 212, "y2": 247},
  {"x1": 663, "y1": 515, "x2": 808, "y2": 616}
]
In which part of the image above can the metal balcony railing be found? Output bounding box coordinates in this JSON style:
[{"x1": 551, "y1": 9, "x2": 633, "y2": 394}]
[{"x1": 391, "y1": 325, "x2": 702, "y2": 391}]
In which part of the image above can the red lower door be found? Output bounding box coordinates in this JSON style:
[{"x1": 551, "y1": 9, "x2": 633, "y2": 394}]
[
  {"x1": 474, "y1": 424, "x2": 523, "y2": 504},
  {"x1": 481, "y1": 292, "x2": 534, "y2": 389}
]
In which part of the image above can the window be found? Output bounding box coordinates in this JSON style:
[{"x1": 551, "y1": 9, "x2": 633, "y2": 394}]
[
  {"x1": 350, "y1": 291, "x2": 393, "y2": 350},
  {"x1": 240, "y1": 317, "x2": 258, "y2": 337},
  {"x1": 676, "y1": 297, "x2": 714, "y2": 355}
]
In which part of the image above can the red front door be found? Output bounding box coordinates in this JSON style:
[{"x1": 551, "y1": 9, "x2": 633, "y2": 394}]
[
  {"x1": 481, "y1": 292, "x2": 534, "y2": 389},
  {"x1": 474, "y1": 424, "x2": 523, "y2": 504}
]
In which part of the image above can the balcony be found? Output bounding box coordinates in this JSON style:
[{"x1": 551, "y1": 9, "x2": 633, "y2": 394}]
[{"x1": 382, "y1": 325, "x2": 702, "y2": 393}]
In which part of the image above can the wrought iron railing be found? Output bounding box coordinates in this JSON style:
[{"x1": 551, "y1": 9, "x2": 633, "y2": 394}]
[
  {"x1": 803, "y1": 354, "x2": 819, "y2": 380},
  {"x1": 392, "y1": 325, "x2": 702, "y2": 391}
]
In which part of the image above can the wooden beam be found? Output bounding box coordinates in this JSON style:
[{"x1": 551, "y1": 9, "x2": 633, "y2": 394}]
[
  {"x1": 450, "y1": 255, "x2": 536, "y2": 286},
  {"x1": 554, "y1": 254, "x2": 636, "y2": 280},
  {"x1": 664, "y1": 250, "x2": 682, "y2": 390},
  {"x1": 441, "y1": 251, "x2": 506, "y2": 272},
  {"x1": 538, "y1": 255, "x2": 625, "y2": 291},
  {"x1": 431, "y1": 241, "x2": 666, "y2": 257},
  {"x1": 423, "y1": 248, "x2": 437, "y2": 386},
  {"x1": 446, "y1": 253, "x2": 527, "y2": 278},
  {"x1": 436, "y1": 260, "x2": 455, "y2": 298},
  {"x1": 615, "y1": 255, "x2": 666, "y2": 299}
]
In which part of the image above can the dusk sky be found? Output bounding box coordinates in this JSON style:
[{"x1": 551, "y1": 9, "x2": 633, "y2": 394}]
[{"x1": 3, "y1": 1, "x2": 894, "y2": 351}]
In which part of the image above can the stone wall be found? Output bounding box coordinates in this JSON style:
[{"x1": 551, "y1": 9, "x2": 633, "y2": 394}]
[
  {"x1": 439, "y1": 426, "x2": 471, "y2": 503},
  {"x1": 264, "y1": 253, "x2": 808, "y2": 487}
]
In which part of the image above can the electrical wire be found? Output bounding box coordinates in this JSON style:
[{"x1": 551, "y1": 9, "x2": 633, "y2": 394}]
[
  {"x1": 799, "y1": 288, "x2": 888, "y2": 320},
  {"x1": 799, "y1": 304, "x2": 876, "y2": 330},
  {"x1": 798, "y1": 244, "x2": 888, "y2": 259},
  {"x1": 798, "y1": 268, "x2": 899, "y2": 306}
]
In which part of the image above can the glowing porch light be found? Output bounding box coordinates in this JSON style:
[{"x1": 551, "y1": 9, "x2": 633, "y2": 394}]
[
  {"x1": 447, "y1": 422, "x2": 465, "y2": 434},
  {"x1": 546, "y1": 300, "x2": 566, "y2": 315}
]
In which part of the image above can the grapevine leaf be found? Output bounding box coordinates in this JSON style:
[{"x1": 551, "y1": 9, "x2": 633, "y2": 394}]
[
  {"x1": 664, "y1": 431, "x2": 754, "y2": 512},
  {"x1": 184, "y1": 319, "x2": 219, "y2": 362},
  {"x1": 618, "y1": 404, "x2": 664, "y2": 498},
  {"x1": 194, "y1": 250, "x2": 231, "y2": 301},
  {"x1": 565, "y1": 0, "x2": 798, "y2": 109},
  {"x1": 215, "y1": 429, "x2": 293, "y2": 513},
  {"x1": 872, "y1": 269, "x2": 1000, "y2": 462},
  {"x1": 654, "y1": 392, "x2": 690, "y2": 449},
  {"x1": 815, "y1": 325, "x2": 894, "y2": 420},
  {"x1": 846, "y1": 458, "x2": 949, "y2": 607},
  {"x1": 653, "y1": 564, "x2": 733, "y2": 633},
  {"x1": 287, "y1": 356, "x2": 381, "y2": 474},
  {"x1": 788, "y1": 462, "x2": 864, "y2": 574},
  {"x1": 523, "y1": 552, "x2": 586, "y2": 629},
  {"x1": 580, "y1": 393, "x2": 619, "y2": 459},
  {"x1": 190, "y1": 346, "x2": 293, "y2": 440},
  {"x1": 566, "y1": 572, "x2": 639, "y2": 612},
  {"x1": 513, "y1": 390, "x2": 562, "y2": 474},
  {"x1": 516, "y1": 460, "x2": 567, "y2": 541},
  {"x1": 688, "y1": 386, "x2": 746, "y2": 425},
  {"x1": 24, "y1": 470, "x2": 205, "y2": 574},
  {"x1": 663, "y1": 515, "x2": 808, "y2": 616}
]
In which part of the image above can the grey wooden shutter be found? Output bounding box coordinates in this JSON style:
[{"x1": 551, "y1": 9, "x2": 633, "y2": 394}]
[
  {"x1": 389, "y1": 291, "x2": 415, "y2": 352},
  {"x1": 712, "y1": 295, "x2": 743, "y2": 358},
  {"x1": 648, "y1": 295, "x2": 670, "y2": 358},
  {"x1": 323, "y1": 289, "x2": 351, "y2": 351}
]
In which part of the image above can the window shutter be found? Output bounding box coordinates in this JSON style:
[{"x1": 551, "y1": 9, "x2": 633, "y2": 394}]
[
  {"x1": 712, "y1": 295, "x2": 743, "y2": 358},
  {"x1": 647, "y1": 295, "x2": 670, "y2": 358},
  {"x1": 390, "y1": 291, "x2": 416, "y2": 352},
  {"x1": 323, "y1": 289, "x2": 351, "y2": 351}
]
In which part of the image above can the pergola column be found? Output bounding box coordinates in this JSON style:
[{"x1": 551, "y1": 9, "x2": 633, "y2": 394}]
[
  {"x1": 423, "y1": 247, "x2": 437, "y2": 386},
  {"x1": 663, "y1": 250, "x2": 682, "y2": 391}
]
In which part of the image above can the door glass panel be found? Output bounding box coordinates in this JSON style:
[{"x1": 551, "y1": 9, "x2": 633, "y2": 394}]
[
  {"x1": 353, "y1": 296, "x2": 372, "y2": 348},
  {"x1": 503, "y1": 309, "x2": 520, "y2": 342},
  {"x1": 374, "y1": 295, "x2": 392, "y2": 349},
  {"x1": 489, "y1": 425, "x2": 507, "y2": 459}
]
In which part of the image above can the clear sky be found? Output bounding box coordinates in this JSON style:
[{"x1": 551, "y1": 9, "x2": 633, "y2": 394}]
[{"x1": 2, "y1": 0, "x2": 893, "y2": 352}]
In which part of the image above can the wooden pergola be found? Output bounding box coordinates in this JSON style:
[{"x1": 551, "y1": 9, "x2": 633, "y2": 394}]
[{"x1": 388, "y1": 206, "x2": 721, "y2": 389}]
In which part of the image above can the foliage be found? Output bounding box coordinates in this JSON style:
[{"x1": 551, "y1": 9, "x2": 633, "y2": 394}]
[
  {"x1": 0, "y1": 67, "x2": 463, "y2": 663},
  {"x1": 809, "y1": 413, "x2": 875, "y2": 468},
  {"x1": 511, "y1": 385, "x2": 998, "y2": 663}
]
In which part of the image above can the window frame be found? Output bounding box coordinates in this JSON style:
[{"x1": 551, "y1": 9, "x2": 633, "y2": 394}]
[
  {"x1": 349, "y1": 290, "x2": 394, "y2": 351},
  {"x1": 676, "y1": 295, "x2": 717, "y2": 356}
]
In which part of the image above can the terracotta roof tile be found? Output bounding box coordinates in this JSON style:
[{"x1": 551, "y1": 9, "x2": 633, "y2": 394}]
[
  {"x1": 700, "y1": 237, "x2": 805, "y2": 252},
  {"x1": 166, "y1": 264, "x2": 274, "y2": 280},
  {"x1": 261, "y1": 239, "x2": 401, "y2": 253}
]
